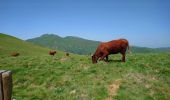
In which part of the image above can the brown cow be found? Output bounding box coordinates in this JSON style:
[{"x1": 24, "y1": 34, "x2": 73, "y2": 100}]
[
  {"x1": 11, "y1": 52, "x2": 20, "y2": 57},
  {"x1": 49, "y1": 50, "x2": 56, "y2": 56},
  {"x1": 66, "y1": 52, "x2": 69, "y2": 56},
  {"x1": 92, "y1": 39, "x2": 130, "y2": 63}
]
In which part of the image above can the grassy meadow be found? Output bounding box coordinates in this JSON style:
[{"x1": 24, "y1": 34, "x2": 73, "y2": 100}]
[
  {"x1": 0, "y1": 53, "x2": 170, "y2": 100},
  {"x1": 0, "y1": 33, "x2": 170, "y2": 99}
]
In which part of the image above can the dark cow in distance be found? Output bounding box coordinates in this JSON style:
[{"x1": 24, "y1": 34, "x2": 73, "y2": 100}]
[
  {"x1": 66, "y1": 52, "x2": 69, "y2": 56},
  {"x1": 11, "y1": 52, "x2": 20, "y2": 57},
  {"x1": 49, "y1": 50, "x2": 56, "y2": 56},
  {"x1": 92, "y1": 39, "x2": 130, "y2": 63}
]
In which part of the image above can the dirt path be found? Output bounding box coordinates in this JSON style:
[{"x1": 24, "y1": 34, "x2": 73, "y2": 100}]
[{"x1": 105, "y1": 79, "x2": 122, "y2": 100}]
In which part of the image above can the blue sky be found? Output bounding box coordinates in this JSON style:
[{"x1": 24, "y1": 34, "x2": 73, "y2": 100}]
[{"x1": 0, "y1": 0, "x2": 170, "y2": 48}]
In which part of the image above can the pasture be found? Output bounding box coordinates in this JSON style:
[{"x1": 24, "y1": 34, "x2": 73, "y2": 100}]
[{"x1": 0, "y1": 53, "x2": 170, "y2": 100}]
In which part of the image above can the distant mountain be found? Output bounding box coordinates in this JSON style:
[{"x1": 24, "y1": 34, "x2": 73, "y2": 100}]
[
  {"x1": 26, "y1": 34, "x2": 170, "y2": 54},
  {"x1": 0, "y1": 33, "x2": 51, "y2": 56},
  {"x1": 27, "y1": 34, "x2": 100, "y2": 54},
  {"x1": 155, "y1": 47, "x2": 170, "y2": 52}
]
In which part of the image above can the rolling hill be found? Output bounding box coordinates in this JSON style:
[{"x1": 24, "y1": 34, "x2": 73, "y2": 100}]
[
  {"x1": 26, "y1": 34, "x2": 170, "y2": 54},
  {"x1": 0, "y1": 33, "x2": 52, "y2": 56},
  {"x1": 0, "y1": 33, "x2": 170, "y2": 99},
  {"x1": 26, "y1": 34, "x2": 100, "y2": 55}
]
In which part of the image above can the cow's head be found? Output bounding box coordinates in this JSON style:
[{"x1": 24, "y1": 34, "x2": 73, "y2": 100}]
[{"x1": 92, "y1": 55, "x2": 97, "y2": 63}]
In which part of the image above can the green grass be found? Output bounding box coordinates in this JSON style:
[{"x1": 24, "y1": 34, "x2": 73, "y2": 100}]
[
  {"x1": 0, "y1": 33, "x2": 52, "y2": 56},
  {"x1": 0, "y1": 53, "x2": 170, "y2": 100},
  {"x1": 0, "y1": 33, "x2": 170, "y2": 99}
]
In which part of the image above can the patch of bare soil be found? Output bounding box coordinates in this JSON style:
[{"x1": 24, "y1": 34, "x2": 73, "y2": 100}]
[
  {"x1": 80, "y1": 63, "x2": 90, "y2": 70},
  {"x1": 105, "y1": 79, "x2": 122, "y2": 100},
  {"x1": 60, "y1": 57, "x2": 69, "y2": 62}
]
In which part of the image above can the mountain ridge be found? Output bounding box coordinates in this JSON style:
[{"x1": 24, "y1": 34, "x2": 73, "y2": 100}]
[{"x1": 26, "y1": 34, "x2": 170, "y2": 54}]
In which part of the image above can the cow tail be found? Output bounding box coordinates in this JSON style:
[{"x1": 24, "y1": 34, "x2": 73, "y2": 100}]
[{"x1": 127, "y1": 42, "x2": 131, "y2": 54}]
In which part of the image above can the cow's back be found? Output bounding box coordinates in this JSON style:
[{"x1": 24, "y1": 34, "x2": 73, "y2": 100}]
[{"x1": 103, "y1": 39, "x2": 129, "y2": 54}]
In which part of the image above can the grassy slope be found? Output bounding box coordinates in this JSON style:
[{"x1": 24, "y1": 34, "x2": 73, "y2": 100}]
[
  {"x1": 0, "y1": 33, "x2": 54, "y2": 56},
  {"x1": 0, "y1": 53, "x2": 170, "y2": 100},
  {"x1": 0, "y1": 33, "x2": 170, "y2": 99},
  {"x1": 26, "y1": 34, "x2": 100, "y2": 55}
]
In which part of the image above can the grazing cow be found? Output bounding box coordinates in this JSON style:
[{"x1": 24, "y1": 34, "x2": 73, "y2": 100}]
[
  {"x1": 66, "y1": 52, "x2": 69, "y2": 56},
  {"x1": 11, "y1": 52, "x2": 20, "y2": 57},
  {"x1": 49, "y1": 50, "x2": 56, "y2": 56},
  {"x1": 92, "y1": 39, "x2": 130, "y2": 63}
]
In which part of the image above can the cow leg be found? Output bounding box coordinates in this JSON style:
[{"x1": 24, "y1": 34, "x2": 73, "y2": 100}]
[
  {"x1": 99, "y1": 53, "x2": 108, "y2": 62},
  {"x1": 99, "y1": 56, "x2": 106, "y2": 61},
  {"x1": 121, "y1": 53, "x2": 125, "y2": 62},
  {"x1": 105, "y1": 55, "x2": 109, "y2": 62}
]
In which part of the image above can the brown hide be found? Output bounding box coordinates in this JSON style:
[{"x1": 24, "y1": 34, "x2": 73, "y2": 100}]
[
  {"x1": 92, "y1": 39, "x2": 130, "y2": 63},
  {"x1": 49, "y1": 50, "x2": 56, "y2": 56},
  {"x1": 11, "y1": 52, "x2": 20, "y2": 57}
]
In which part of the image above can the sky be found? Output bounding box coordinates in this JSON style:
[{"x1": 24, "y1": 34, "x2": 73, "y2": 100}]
[{"x1": 0, "y1": 0, "x2": 170, "y2": 48}]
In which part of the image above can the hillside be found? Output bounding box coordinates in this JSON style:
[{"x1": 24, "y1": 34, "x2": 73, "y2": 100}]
[
  {"x1": 27, "y1": 34, "x2": 170, "y2": 54},
  {"x1": 155, "y1": 47, "x2": 170, "y2": 52},
  {"x1": 27, "y1": 34, "x2": 100, "y2": 55},
  {"x1": 0, "y1": 33, "x2": 52, "y2": 56},
  {"x1": 130, "y1": 46, "x2": 155, "y2": 53},
  {"x1": 0, "y1": 33, "x2": 169, "y2": 99}
]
